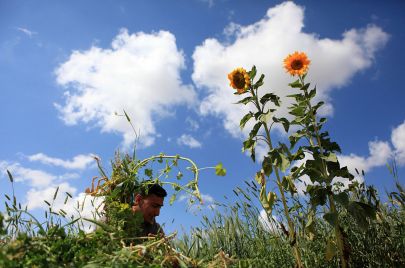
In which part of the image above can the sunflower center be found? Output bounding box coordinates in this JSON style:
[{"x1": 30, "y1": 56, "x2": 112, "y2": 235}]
[
  {"x1": 291, "y1": 60, "x2": 303, "y2": 70},
  {"x1": 233, "y1": 72, "x2": 246, "y2": 89}
]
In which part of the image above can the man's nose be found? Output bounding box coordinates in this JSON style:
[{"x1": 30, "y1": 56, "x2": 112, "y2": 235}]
[{"x1": 154, "y1": 208, "x2": 161, "y2": 216}]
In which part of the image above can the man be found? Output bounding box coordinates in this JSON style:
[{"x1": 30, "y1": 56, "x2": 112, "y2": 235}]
[{"x1": 132, "y1": 183, "x2": 167, "y2": 236}]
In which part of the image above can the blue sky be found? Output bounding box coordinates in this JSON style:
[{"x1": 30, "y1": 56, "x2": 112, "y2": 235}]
[{"x1": 1, "y1": 0, "x2": 404, "y2": 234}]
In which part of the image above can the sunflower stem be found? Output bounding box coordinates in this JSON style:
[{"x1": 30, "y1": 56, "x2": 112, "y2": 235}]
[
  {"x1": 251, "y1": 85, "x2": 303, "y2": 268},
  {"x1": 299, "y1": 75, "x2": 348, "y2": 268}
]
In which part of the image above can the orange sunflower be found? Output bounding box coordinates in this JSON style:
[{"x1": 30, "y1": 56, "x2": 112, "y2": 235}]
[
  {"x1": 228, "y1": 67, "x2": 251, "y2": 94},
  {"x1": 283, "y1": 52, "x2": 310, "y2": 76}
]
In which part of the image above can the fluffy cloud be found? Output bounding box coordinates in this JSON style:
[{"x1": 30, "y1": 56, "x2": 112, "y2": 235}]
[
  {"x1": 1, "y1": 161, "x2": 56, "y2": 188},
  {"x1": 25, "y1": 182, "x2": 78, "y2": 210},
  {"x1": 391, "y1": 120, "x2": 405, "y2": 165},
  {"x1": 192, "y1": 1, "x2": 389, "y2": 138},
  {"x1": 258, "y1": 209, "x2": 282, "y2": 234},
  {"x1": 1, "y1": 158, "x2": 104, "y2": 232},
  {"x1": 338, "y1": 140, "x2": 392, "y2": 175},
  {"x1": 55, "y1": 29, "x2": 196, "y2": 147},
  {"x1": 26, "y1": 184, "x2": 104, "y2": 232},
  {"x1": 177, "y1": 134, "x2": 202, "y2": 148},
  {"x1": 27, "y1": 153, "x2": 96, "y2": 170}
]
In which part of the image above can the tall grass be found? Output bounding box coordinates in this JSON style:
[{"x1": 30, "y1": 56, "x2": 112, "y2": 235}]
[{"x1": 177, "y1": 178, "x2": 405, "y2": 267}]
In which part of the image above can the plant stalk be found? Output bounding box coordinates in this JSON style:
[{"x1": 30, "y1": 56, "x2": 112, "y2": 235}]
[{"x1": 300, "y1": 76, "x2": 348, "y2": 268}]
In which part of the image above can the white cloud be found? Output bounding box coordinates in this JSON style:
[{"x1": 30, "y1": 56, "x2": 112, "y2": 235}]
[
  {"x1": 27, "y1": 153, "x2": 96, "y2": 170},
  {"x1": 338, "y1": 140, "x2": 392, "y2": 176},
  {"x1": 16, "y1": 27, "x2": 37, "y2": 37},
  {"x1": 25, "y1": 184, "x2": 104, "y2": 232},
  {"x1": 1, "y1": 161, "x2": 56, "y2": 188},
  {"x1": 55, "y1": 29, "x2": 196, "y2": 147},
  {"x1": 25, "y1": 182, "x2": 78, "y2": 210},
  {"x1": 258, "y1": 209, "x2": 282, "y2": 233},
  {"x1": 177, "y1": 134, "x2": 202, "y2": 148},
  {"x1": 192, "y1": 1, "x2": 389, "y2": 138},
  {"x1": 391, "y1": 120, "x2": 405, "y2": 165},
  {"x1": 185, "y1": 117, "x2": 200, "y2": 131}
]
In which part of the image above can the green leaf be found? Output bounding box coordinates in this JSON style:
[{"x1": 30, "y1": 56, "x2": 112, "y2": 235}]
[
  {"x1": 301, "y1": 83, "x2": 310, "y2": 92},
  {"x1": 240, "y1": 112, "x2": 253, "y2": 129},
  {"x1": 273, "y1": 117, "x2": 290, "y2": 132},
  {"x1": 267, "y1": 192, "x2": 276, "y2": 210},
  {"x1": 242, "y1": 138, "x2": 255, "y2": 152},
  {"x1": 308, "y1": 186, "x2": 328, "y2": 206},
  {"x1": 323, "y1": 212, "x2": 338, "y2": 227},
  {"x1": 290, "y1": 106, "x2": 306, "y2": 117},
  {"x1": 286, "y1": 93, "x2": 304, "y2": 102},
  {"x1": 254, "y1": 74, "x2": 265, "y2": 89},
  {"x1": 235, "y1": 96, "x2": 254, "y2": 105},
  {"x1": 282, "y1": 175, "x2": 297, "y2": 194},
  {"x1": 258, "y1": 110, "x2": 272, "y2": 124},
  {"x1": 262, "y1": 156, "x2": 273, "y2": 177},
  {"x1": 334, "y1": 192, "x2": 349, "y2": 207},
  {"x1": 176, "y1": 171, "x2": 183, "y2": 180},
  {"x1": 249, "y1": 65, "x2": 257, "y2": 80},
  {"x1": 169, "y1": 194, "x2": 176, "y2": 205},
  {"x1": 289, "y1": 79, "x2": 302, "y2": 88},
  {"x1": 255, "y1": 171, "x2": 264, "y2": 185},
  {"x1": 321, "y1": 152, "x2": 338, "y2": 163},
  {"x1": 123, "y1": 109, "x2": 131, "y2": 122},
  {"x1": 347, "y1": 201, "x2": 376, "y2": 229},
  {"x1": 312, "y1": 101, "x2": 325, "y2": 112},
  {"x1": 325, "y1": 239, "x2": 337, "y2": 261},
  {"x1": 308, "y1": 88, "x2": 317, "y2": 99},
  {"x1": 260, "y1": 93, "x2": 281, "y2": 107},
  {"x1": 260, "y1": 186, "x2": 276, "y2": 213},
  {"x1": 250, "y1": 146, "x2": 256, "y2": 162},
  {"x1": 279, "y1": 153, "x2": 290, "y2": 172},
  {"x1": 215, "y1": 163, "x2": 226, "y2": 176},
  {"x1": 6, "y1": 170, "x2": 13, "y2": 183},
  {"x1": 249, "y1": 122, "x2": 263, "y2": 139},
  {"x1": 53, "y1": 186, "x2": 59, "y2": 201}
]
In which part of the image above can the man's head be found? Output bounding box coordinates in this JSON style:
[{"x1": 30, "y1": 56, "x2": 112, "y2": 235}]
[{"x1": 132, "y1": 183, "x2": 167, "y2": 224}]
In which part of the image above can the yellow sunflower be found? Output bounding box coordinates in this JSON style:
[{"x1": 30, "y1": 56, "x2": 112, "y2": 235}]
[
  {"x1": 283, "y1": 52, "x2": 310, "y2": 76},
  {"x1": 228, "y1": 67, "x2": 251, "y2": 94}
]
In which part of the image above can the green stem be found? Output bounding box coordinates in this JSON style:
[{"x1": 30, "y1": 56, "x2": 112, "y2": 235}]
[
  {"x1": 134, "y1": 155, "x2": 202, "y2": 202},
  {"x1": 263, "y1": 122, "x2": 303, "y2": 268},
  {"x1": 300, "y1": 76, "x2": 347, "y2": 268},
  {"x1": 251, "y1": 87, "x2": 303, "y2": 268}
]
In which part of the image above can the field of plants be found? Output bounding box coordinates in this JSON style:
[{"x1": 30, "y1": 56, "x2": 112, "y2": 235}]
[{"x1": 1, "y1": 53, "x2": 404, "y2": 267}]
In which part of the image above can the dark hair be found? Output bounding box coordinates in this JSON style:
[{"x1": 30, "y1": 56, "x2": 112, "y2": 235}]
[{"x1": 139, "y1": 182, "x2": 167, "y2": 198}]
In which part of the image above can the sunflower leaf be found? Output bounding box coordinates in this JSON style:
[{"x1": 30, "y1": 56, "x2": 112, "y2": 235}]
[
  {"x1": 289, "y1": 80, "x2": 302, "y2": 88},
  {"x1": 249, "y1": 65, "x2": 257, "y2": 80},
  {"x1": 235, "y1": 96, "x2": 254, "y2": 105},
  {"x1": 254, "y1": 74, "x2": 265, "y2": 89},
  {"x1": 260, "y1": 93, "x2": 281, "y2": 107},
  {"x1": 240, "y1": 112, "x2": 253, "y2": 129}
]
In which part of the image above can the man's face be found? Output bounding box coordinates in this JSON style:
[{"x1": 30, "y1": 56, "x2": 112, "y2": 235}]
[{"x1": 134, "y1": 194, "x2": 164, "y2": 224}]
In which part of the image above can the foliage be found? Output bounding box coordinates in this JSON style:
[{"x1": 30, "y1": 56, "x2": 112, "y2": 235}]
[
  {"x1": 178, "y1": 181, "x2": 405, "y2": 267},
  {"x1": 0, "y1": 148, "x2": 223, "y2": 267}
]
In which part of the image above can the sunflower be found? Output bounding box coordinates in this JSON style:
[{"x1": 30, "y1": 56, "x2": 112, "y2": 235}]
[
  {"x1": 228, "y1": 67, "x2": 251, "y2": 94},
  {"x1": 283, "y1": 52, "x2": 310, "y2": 76}
]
